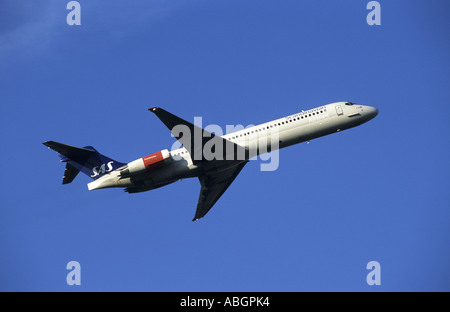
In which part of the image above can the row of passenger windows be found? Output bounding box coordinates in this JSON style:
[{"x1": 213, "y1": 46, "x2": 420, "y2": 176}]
[
  {"x1": 172, "y1": 109, "x2": 326, "y2": 155},
  {"x1": 227, "y1": 109, "x2": 326, "y2": 141}
]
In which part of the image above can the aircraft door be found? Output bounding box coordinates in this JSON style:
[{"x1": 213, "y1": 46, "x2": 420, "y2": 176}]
[{"x1": 336, "y1": 105, "x2": 343, "y2": 116}]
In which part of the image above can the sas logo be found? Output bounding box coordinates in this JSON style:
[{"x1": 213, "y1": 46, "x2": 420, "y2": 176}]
[{"x1": 91, "y1": 161, "x2": 114, "y2": 177}]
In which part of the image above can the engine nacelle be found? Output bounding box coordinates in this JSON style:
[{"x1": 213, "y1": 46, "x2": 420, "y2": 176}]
[{"x1": 119, "y1": 149, "x2": 170, "y2": 179}]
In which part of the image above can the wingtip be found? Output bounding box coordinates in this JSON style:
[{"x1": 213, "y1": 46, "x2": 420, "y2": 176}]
[{"x1": 148, "y1": 107, "x2": 159, "y2": 112}]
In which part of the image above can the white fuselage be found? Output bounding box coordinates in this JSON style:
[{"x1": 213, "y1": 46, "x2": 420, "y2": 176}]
[{"x1": 88, "y1": 102, "x2": 378, "y2": 192}]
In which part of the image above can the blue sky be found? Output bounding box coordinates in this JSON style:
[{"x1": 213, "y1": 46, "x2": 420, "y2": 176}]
[{"x1": 0, "y1": 0, "x2": 449, "y2": 291}]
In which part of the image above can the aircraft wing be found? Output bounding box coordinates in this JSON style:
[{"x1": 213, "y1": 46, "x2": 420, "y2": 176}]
[
  {"x1": 148, "y1": 107, "x2": 247, "y2": 166},
  {"x1": 193, "y1": 161, "x2": 248, "y2": 221},
  {"x1": 149, "y1": 107, "x2": 249, "y2": 220}
]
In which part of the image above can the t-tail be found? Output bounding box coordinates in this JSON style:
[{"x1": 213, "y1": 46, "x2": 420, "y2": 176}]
[{"x1": 43, "y1": 141, "x2": 126, "y2": 184}]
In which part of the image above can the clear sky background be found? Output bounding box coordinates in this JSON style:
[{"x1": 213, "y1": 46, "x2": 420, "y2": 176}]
[{"x1": 0, "y1": 0, "x2": 449, "y2": 291}]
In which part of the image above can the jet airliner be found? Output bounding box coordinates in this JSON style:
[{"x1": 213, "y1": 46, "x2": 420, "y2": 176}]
[{"x1": 43, "y1": 102, "x2": 378, "y2": 220}]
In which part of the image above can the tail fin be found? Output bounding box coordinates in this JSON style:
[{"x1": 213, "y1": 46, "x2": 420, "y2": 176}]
[{"x1": 43, "y1": 141, "x2": 126, "y2": 184}]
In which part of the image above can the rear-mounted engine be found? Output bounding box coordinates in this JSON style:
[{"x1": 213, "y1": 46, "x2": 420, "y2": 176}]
[{"x1": 119, "y1": 149, "x2": 170, "y2": 179}]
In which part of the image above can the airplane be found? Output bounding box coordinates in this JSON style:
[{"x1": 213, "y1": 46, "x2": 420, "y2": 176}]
[{"x1": 43, "y1": 101, "x2": 378, "y2": 221}]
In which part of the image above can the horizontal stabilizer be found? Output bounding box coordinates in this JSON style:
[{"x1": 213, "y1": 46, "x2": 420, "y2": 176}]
[
  {"x1": 43, "y1": 141, "x2": 126, "y2": 181},
  {"x1": 43, "y1": 141, "x2": 96, "y2": 161}
]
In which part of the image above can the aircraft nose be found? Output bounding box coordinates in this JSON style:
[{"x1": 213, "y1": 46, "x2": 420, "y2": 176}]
[{"x1": 365, "y1": 106, "x2": 378, "y2": 120}]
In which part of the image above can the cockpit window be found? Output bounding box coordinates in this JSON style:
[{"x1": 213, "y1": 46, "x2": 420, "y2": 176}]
[{"x1": 345, "y1": 102, "x2": 355, "y2": 106}]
